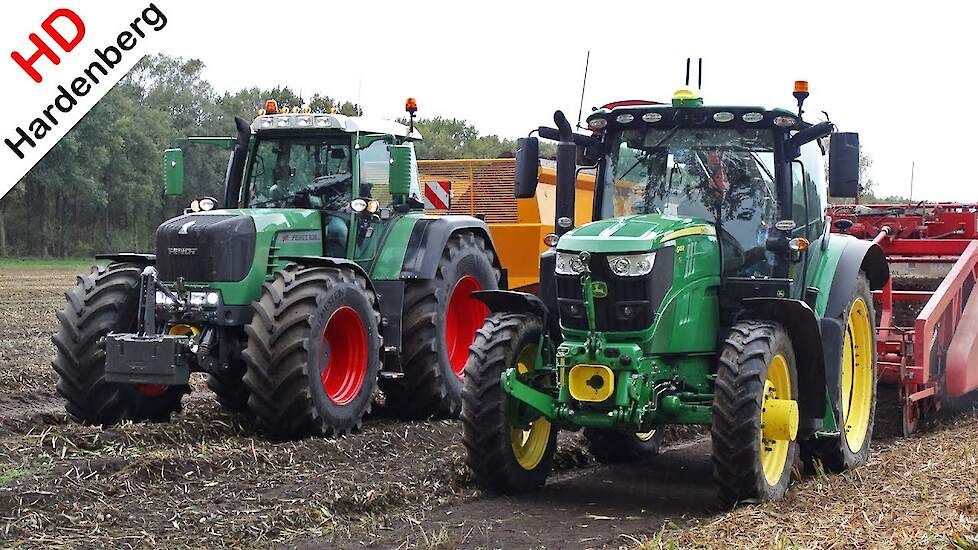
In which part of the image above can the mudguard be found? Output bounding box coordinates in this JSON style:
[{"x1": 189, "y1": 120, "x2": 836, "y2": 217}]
[
  {"x1": 278, "y1": 255, "x2": 374, "y2": 290},
  {"x1": 95, "y1": 253, "x2": 156, "y2": 266},
  {"x1": 472, "y1": 290, "x2": 548, "y2": 321},
  {"x1": 740, "y1": 297, "x2": 826, "y2": 435},
  {"x1": 819, "y1": 238, "x2": 889, "y2": 424},
  {"x1": 399, "y1": 216, "x2": 504, "y2": 284}
]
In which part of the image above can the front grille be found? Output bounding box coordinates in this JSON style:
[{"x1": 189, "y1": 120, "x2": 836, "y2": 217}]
[
  {"x1": 556, "y1": 248, "x2": 674, "y2": 332},
  {"x1": 156, "y1": 214, "x2": 256, "y2": 282}
]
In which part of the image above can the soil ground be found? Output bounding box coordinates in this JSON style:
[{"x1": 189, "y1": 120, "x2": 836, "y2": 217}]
[{"x1": 1, "y1": 267, "x2": 976, "y2": 549}]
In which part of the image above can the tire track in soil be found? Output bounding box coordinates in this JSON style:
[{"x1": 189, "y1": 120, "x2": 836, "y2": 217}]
[{"x1": 308, "y1": 438, "x2": 718, "y2": 550}]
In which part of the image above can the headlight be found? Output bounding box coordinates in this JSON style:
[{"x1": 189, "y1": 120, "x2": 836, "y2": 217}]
[
  {"x1": 189, "y1": 292, "x2": 207, "y2": 306},
  {"x1": 556, "y1": 252, "x2": 587, "y2": 275},
  {"x1": 155, "y1": 290, "x2": 175, "y2": 305},
  {"x1": 187, "y1": 291, "x2": 221, "y2": 307},
  {"x1": 607, "y1": 253, "x2": 655, "y2": 276},
  {"x1": 350, "y1": 198, "x2": 368, "y2": 212}
]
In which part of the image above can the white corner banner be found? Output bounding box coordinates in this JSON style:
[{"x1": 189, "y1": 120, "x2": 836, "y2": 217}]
[{"x1": 0, "y1": 2, "x2": 175, "y2": 199}]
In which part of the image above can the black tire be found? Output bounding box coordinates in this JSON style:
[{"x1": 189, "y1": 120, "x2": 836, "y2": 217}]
[
  {"x1": 207, "y1": 359, "x2": 250, "y2": 413},
  {"x1": 583, "y1": 428, "x2": 664, "y2": 464},
  {"x1": 462, "y1": 312, "x2": 557, "y2": 493},
  {"x1": 51, "y1": 263, "x2": 188, "y2": 425},
  {"x1": 803, "y1": 273, "x2": 877, "y2": 473},
  {"x1": 242, "y1": 265, "x2": 381, "y2": 438},
  {"x1": 712, "y1": 321, "x2": 798, "y2": 506},
  {"x1": 383, "y1": 231, "x2": 499, "y2": 419}
]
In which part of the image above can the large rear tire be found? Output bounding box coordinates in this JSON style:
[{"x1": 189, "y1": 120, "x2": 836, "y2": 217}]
[
  {"x1": 583, "y1": 428, "x2": 664, "y2": 464},
  {"x1": 462, "y1": 313, "x2": 557, "y2": 493},
  {"x1": 712, "y1": 321, "x2": 799, "y2": 506},
  {"x1": 804, "y1": 273, "x2": 877, "y2": 472},
  {"x1": 51, "y1": 263, "x2": 188, "y2": 425},
  {"x1": 242, "y1": 265, "x2": 381, "y2": 438},
  {"x1": 383, "y1": 231, "x2": 498, "y2": 419}
]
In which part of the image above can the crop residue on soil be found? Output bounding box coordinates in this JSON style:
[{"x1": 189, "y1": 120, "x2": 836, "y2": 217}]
[{"x1": 2, "y1": 267, "x2": 978, "y2": 550}]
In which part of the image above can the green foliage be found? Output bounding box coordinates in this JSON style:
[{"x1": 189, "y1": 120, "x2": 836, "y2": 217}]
[
  {"x1": 0, "y1": 54, "x2": 522, "y2": 258},
  {"x1": 0, "y1": 54, "x2": 368, "y2": 258},
  {"x1": 409, "y1": 117, "x2": 517, "y2": 160}
]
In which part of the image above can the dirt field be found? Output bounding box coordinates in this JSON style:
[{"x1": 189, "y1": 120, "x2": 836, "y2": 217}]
[{"x1": 1, "y1": 267, "x2": 977, "y2": 549}]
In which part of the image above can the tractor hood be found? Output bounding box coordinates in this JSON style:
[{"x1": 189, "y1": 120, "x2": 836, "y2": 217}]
[
  {"x1": 557, "y1": 214, "x2": 714, "y2": 253},
  {"x1": 155, "y1": 208, "x2": 322, "y2": 284}
]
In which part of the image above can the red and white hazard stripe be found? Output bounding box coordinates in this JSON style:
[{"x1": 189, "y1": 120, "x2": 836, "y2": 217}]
[{"x1": 423, "y1": 180, "x2": 451, "y2": 210}]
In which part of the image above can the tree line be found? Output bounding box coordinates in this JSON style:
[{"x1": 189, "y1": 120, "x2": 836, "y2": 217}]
[{"x1": 0, "y1": 54, "x2": 518, "y2": 258}]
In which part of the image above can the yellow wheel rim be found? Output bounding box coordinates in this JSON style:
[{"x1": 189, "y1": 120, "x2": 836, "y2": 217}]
[
  {"x1": 761, "y1": 354, "x2": 791, "y2": 486},
  {"x1": 636, "y1": 429, "x2": 657, "y2": 442},
  {"x1": 842, "y1": 297, "x2": 874, "y2": 452},
  {"x1": 510, "y1": 344, "x2": 552, "y2": 470}
]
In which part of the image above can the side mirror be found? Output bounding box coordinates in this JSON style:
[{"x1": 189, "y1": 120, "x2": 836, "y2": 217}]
[
  {"x1": 828, "y1": 132, "x2": 860, "y2": 197},
  {"x1": 163, "y1": 148, "x2": 184, "y2": 196},
  {"x1": 515, "y1": 137, "x2": 540, "y2": 198},
  {"x1": 389, "y1": 144, "x2": 413, "y2": 197}
]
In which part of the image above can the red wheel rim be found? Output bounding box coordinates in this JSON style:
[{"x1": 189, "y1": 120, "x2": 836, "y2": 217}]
[
  {"x1": 320, "y1": 306, "x2": 368, "y2": 405},
  {"x1": 445, "y1": 275, "x2": 488, "y2": 377},
  {"x1": 136, "y1": 384, "x2": 167, "y2": 397}
]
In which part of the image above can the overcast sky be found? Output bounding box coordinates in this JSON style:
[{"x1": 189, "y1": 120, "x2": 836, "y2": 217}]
[{"x1": 160, "y1": 0, "x2": 976, "y2": 201}]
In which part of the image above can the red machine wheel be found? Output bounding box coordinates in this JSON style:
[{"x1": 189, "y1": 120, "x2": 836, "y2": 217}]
[
  {"x1": 136, "y1": 384, "x2": 168, "y2": 397},
  {"x1": 320, "y1": 306, "x2": 369, "y2": 405},
  {"x1": 445, "y1": 275, "x2": 487, "y2": 377}
]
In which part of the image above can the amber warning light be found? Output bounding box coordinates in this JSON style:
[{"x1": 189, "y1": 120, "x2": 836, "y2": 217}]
[
  {"x1": 794, "y1": 80, "x2": 809, "y2": 94},
  {"x1": 264, "y1": 99, "x2": 278, "y2": 114},
  {"x1": 405, "y1": 97, "x2": 417, "y2": 114}
]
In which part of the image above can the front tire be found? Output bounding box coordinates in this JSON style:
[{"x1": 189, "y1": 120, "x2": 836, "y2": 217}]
[
  {"x1": 242, "y1": 265, "x2": 381, "y2": 438},
  {"x1": 51, "y1": 263, "x2": 188, "y2": 425},
  {"x1": 462, "y1": 313, "x2": 557, "y2": 493},
  {"x1": 384, "y1": 231, "x2": 499, "y2": 419},
  {"x1": 712, "y1": 321, "x2": 799, "y2": 506}
]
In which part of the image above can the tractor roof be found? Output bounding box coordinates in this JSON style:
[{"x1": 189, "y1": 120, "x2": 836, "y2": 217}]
[{"x1": 250, "y1": 112, "x2": 423, "y2": 140}]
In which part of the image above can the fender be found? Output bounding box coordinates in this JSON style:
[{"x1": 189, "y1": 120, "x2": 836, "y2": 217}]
[
  {"x1": 472, "y1": 289, "x2": 548, "y2": 321},
  {"x1": 399, "y1": 216, "x2": 505, "y2": 286},
  {"x1": 278, "y1": 255, "x2": 373, "y2": 290},
  {"x1": 819, "y1": 237, "x2": 889, "y2": 426},
  {"x1": 740, "y1": 297, "x2": 826, "y2": 435},
  {"x1": 95, "y1": 253, "x2": 156, "y2": 266}
]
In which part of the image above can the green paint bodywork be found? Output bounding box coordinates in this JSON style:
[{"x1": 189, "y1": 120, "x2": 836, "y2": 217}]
[
  {"x1": 502, "y1": 102, "x2": 859, "y2": 436},
  {"x1": 503, "y1": 215, "x2": 722, "y2": 431},
  {"x1": 155, "y1": 130, "x2": 432, "y2": 306}
]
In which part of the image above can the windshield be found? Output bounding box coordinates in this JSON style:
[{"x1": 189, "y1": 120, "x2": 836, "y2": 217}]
[
  {"x1": 602, "y1": 127, "x2": 779, "y2": 275},
  {"x1": 246, "y1": 136, "x2": 352, "y2": 209}
]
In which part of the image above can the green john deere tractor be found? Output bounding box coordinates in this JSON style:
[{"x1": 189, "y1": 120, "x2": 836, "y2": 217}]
[
  {"x1": 462, "y1": 83, "x2": 888, "y2": 505},
  {"x1": 52, "y1": 99, "x2": 503, "y2": 438}
]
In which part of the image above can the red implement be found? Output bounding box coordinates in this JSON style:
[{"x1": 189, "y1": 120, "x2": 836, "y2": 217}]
[{"x1": 829, "y1": 203, "x2": 978, "y2": 435}]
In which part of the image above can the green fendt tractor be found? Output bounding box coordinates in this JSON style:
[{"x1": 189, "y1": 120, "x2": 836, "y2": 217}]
[
  {"x1": 463, "y1": 82, "x2": 888, "y2": 505},
  {"x1": 52, "y1": 99, "x2": 502, "y2": 438}
]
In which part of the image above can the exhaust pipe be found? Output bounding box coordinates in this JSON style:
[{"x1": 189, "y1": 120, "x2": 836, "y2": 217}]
[{"x1": 554, "y1": 110, "x2": 576, "y2": 236}]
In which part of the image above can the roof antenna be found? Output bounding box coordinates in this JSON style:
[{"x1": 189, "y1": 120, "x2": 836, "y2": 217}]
[
  {"x1": 697, "y1": 58, "x2": 703, "y2": 89},
  {"x1": 575, "y1": 50, "x2": 591, "y2": 130},
  {"x1": 685, "y1": 57, "x2": 691, "y2": 86}
]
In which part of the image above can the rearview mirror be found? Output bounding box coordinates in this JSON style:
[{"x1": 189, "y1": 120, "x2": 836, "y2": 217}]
[
  {"x1": 828, "y1": 132, "x2": 860, "y2": 197},
  {"x1": 389, "y1": 144, "x2": 414, "y2": 198},
  {"x1": 515, "y1": 137, "x2": 540, "y2": 198},
  {"x1": 163, "y1": 148, "x2": 184, "y2": 196}
]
